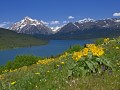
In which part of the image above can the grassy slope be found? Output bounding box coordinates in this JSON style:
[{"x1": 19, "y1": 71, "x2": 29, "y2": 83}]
[
  {"x1": 0, "y1": 38, "x2": 120, "y2": 90},
  {"x1": 0, "y1": 28, "x2": 48, "y2": 50}
]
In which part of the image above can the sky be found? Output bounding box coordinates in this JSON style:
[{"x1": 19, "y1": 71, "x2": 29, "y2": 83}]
[{"x1": 0, "y1": 0, "x2": 120, "y2": 28}]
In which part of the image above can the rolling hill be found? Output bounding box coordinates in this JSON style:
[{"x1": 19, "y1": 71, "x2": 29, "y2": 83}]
[{"x1": 0, "y1": 28, "x2": 48, "y2": 50}]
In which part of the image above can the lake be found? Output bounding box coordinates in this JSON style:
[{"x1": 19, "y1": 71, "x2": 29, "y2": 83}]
[{"x1": 0, "y1": 40, "x2": 93, "y2": 65}]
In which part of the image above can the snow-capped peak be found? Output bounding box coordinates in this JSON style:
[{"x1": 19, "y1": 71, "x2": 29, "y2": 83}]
[
  {"x1": 24, "y1": 16, "x2": 33, "y2": 21},
  {"x1": 51, "y1": 26, "x2": 63, "y2": 33},
  {"x1": 78, "y1": 18, "x2": 95, "y2": 23},
  {"x1": 9, "y1": 16, "x2": 53, "y2": 35},
  {"x1": 9, "y1": 16, "x2": 44, "y2": 31}
]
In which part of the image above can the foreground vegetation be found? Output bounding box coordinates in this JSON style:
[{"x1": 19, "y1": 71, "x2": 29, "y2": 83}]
[
  {"x1": 0, "y1": 37, "x2": 120, "y2": 90},
  {"x1": 0, "y1": 28, "x2": 48, "y2": 50}
]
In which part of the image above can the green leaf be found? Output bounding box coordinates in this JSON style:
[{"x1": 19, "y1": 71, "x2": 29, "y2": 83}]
[
  {"x1": 85, "y1": 61, "x2": 94, "y2": 71},
  {"x1": 68, "y1": 70, "x2": 73, "y2": 77}
]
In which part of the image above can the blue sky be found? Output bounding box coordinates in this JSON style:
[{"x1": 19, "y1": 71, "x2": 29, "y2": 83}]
[{"x1": 0, "y1": 0, "x2": 120, "y2": 28}]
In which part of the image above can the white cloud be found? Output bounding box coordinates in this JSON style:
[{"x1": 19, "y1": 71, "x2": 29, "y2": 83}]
[
  {"x1": 62, "y1": 21, "x2": 69, "y2": 24},
  {"x1": 68, "y1": 16, "x2": 75, "y2": 19},
  {"x1": 0, "y1": 23, "x2": 6, "y2": 28},
  {"x1": 113, "y1": 12, "x2": 120, "y2": 16},
  {"x1": 50, "y1": 21, "x2": 60, "y2": 25},
  {"x1": 0, "y1": 22, "x2": 13, "y2": 28}
]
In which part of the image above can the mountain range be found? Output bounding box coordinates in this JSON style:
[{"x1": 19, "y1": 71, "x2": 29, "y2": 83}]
[{"x1": 9, "y1": 17, "x2": 120, "y2": 39}]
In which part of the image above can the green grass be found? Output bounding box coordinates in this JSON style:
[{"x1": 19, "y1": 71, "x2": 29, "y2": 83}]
[
  {"x1": 0, "y1": 37, "x2": 120, "y2": 90},
  {"x1": 0, "y1": 28, "x2": 48, "y2": 50}
]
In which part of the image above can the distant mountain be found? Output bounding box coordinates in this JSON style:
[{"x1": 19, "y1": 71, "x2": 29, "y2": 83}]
[
  {"x1": 0, "y1": 28, "x2": 48, "y2": 50},
  {"x1": 9, "y1": 16, "x2": 52, "y2": 35},
  {"x1": 57, "y1": 18, "x2": 120, "y2": 33},
  {"x1": 9, "y1": 17, "x2": 120, "y2": 39},
  {"x1": 54, "y1": 18, "x2": 120, "y2": 39}
]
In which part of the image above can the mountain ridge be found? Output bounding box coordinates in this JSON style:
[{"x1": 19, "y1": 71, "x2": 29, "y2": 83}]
[{"x1": 9, "y1": 17, "x2": 120, "y2": 39}]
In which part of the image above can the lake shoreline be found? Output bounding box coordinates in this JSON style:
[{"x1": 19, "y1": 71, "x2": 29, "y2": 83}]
[
  {"x1": 0, "y1": 40, "x2": 94, "y2": 65},
  {"x1": 0, "y1": 42, "x2": 49, "y2": 51}
]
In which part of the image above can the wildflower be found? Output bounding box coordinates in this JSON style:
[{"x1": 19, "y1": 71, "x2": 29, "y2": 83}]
[
  {"x1": 72, "y1": 44, "x2": 104, "y2": 61},
  {"x1": 47, "y1": 70, "x2": 50, "y2": 73},
  {"x1": 11, "y1": 81, "x2": 16, "y2": 85},
  {"x1": 35, "y1": 72, "x2": 40, "y2": 75},
  {"x1": 104, "y1": 38, "x2": 109, "y2": 43},
  {"x1": 116, "y1": 47, "x2": 119, "y2": 49},
  {"x1": 61, "y1": 62, "x2": 65, "y2": 65},
  {"x1": 3, "y1": 70, "x2": 9, "y2": 73},
  {"x1": 82, "y1": 48, "x2": 89, "y2": 56},
  {"x1": 10, "y1": 69, "x2": 13, "y2": 72},
  {"x1": 72, "y1": 51, "x2": 83, "y2": 61}
]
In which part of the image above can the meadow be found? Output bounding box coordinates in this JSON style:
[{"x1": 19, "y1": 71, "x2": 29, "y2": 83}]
[{"x1": 0, "y1": 37, "x2": 120, "y2": 90}]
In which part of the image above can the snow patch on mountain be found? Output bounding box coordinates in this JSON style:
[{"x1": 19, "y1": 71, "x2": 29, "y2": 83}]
[
  {"x1": 114, "y1": 20, "x2": 120, "y2": 23},
  {"x1": 9, "y1": 16, "x2": 52, "y2": 35},
  {"x1": 78, "y1": 18, "x2": 95, "y2": 23},
  {"x1": 10, "y1": 16, "x2": 44, "y2": 31}
]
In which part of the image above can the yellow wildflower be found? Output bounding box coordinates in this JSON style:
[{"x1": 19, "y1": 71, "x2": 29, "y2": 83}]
[
  {"x1": 11, "y1": 81, "x2": 16, "y2": 85},
  {"x1": 37, "y1": 58, "x2": 55, "y2": 65},
  {"x1": 72, "y1": 51, "x2": 83, "y2": 61},
  {"x1": 82, "y1": 48, "x2": 89, "y2": 56},
  {"x1": 86, "y1": 44, "x2": 96, "y2": 48},
  {"x1": 61, "y1": 62, "x2": 65, "y2": 65},
  {"x1": 116, "y1": 47, "x2": 119, "y2": 49},
  {"x1": 35, "y1": 72, "x2": 40, "y2": 75},
  {"x1": 104, "y1": 38, "x2": 109, "y2": 43},
  {"x1": 47, "y1": 71, "x2": 50, "y2": 73},
  {"x1": 72, "y1": 44, "x2": 104, "y2": 61}
]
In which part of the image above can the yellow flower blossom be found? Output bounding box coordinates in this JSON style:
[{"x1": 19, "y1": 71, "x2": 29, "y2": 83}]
[
  {"x1": 61, "y1": 62, "x2": 65, "y2": 65},
  {"x1": 72, "y1": 51, "x2": 83, "y2": 61},
  {"x1": 72, "y1": 44, "x2": 104, "y2": 61},
  {"x1": 11, "y1": 81, "x2": 16, "y2": 85},
  {"x1": 35, "y1": 72, "x2": 40, "y2": 75},
  {"x1": 82, "y1": 48, "x2": 89, "y2": 56},
  {"x1": 47, "y1": 71, "x2": 50, "y2": 73},
  {"x1": 116, "y1": 47, "x2": 119, "y2": 49},
  {"x1": 104, "y1": 38, "x2": 109, "y2": 43},
  {"x1": 37, "y1": 58, "x2": 54, "y2": 65}
]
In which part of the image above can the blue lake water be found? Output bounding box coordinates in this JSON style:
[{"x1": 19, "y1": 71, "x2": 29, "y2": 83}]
[{"x1": 0, "y1": 40, "x2": 93, "y2": 65}]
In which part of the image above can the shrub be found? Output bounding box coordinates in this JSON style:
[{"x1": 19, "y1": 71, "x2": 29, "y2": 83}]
[
  {"x1": 3, "y1": 55, "x2": 42, "y2": 70},
  {"x1": 67, "y1": 44, "x2": 83, "y2": 53}
]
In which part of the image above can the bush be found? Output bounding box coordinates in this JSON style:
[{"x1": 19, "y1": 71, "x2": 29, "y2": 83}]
[
  {"x1": 0, "y1": 65, "x2": 5, "y2": 74},
  {"x1": 95, "y1": 38, "x2": 104, "y2": 45},
  {"x1": 4, "y1": 55, "x2": 42, "y2": 70},
  {"x1": 67, "y1": 44, "x2": 83, "y2": 53}
]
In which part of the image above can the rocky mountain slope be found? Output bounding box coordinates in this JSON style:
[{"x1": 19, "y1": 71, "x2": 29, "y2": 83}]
[{"x1": 9, "y1": 16, "x2": 52, "y2": 35}]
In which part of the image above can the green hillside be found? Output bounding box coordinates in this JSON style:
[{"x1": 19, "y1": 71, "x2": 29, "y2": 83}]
[
  {"x1": 0, "y1": 37, "x2": 120, "y2": 90},
  {"x1": 0, "y1": 28, "x2": 48, "y2": 50}
]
